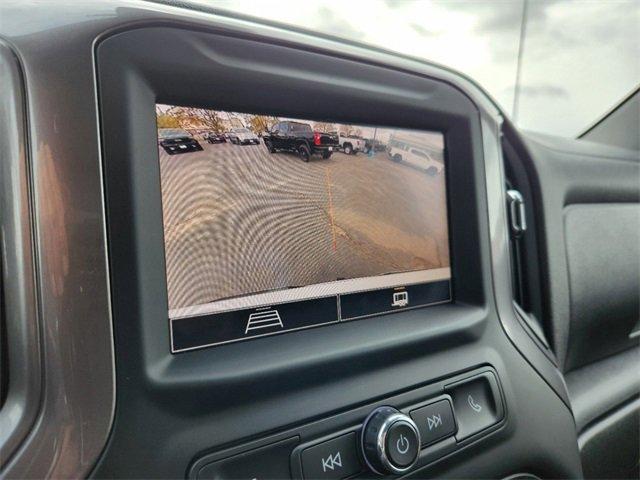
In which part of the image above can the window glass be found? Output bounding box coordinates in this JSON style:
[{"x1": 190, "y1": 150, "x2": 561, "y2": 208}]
[{"x1": 188, "y1": 0, "x2": 639, "y2": 138}]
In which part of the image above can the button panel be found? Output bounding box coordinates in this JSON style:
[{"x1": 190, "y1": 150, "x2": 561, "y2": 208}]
[
  {"x1": 410, "y1": 398, "x2": 457, "y2": 446},
  {"x1": 190, "y1": 368, "x2": 505, "y2": 480},
  {"x1": 301, "y1": 433, "x2": 363, "y2": 480}
]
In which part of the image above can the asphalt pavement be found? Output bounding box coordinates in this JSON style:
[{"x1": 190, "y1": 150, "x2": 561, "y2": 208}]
[{"x1": 159, "y1": 141, "x2": 450, "y2": 310}]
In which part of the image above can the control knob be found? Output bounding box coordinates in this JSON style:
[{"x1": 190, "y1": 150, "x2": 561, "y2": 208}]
[{"x1": 360, "y1": 406, "x2": 421, "y2": 475}]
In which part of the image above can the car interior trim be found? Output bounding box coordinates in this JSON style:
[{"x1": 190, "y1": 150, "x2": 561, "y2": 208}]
[{"x1": 0, "y1": 39, "x2": 42, "y2": 471}]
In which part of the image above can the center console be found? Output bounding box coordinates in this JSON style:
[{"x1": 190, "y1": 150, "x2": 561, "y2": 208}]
[{"x1": 190, "y1": 367, "x2": 503, "y2": 479}]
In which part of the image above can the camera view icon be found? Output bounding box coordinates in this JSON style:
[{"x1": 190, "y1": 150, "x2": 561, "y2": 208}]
[
  {"x1": 245, "y1": 308, "x2": 284, "y2": 334},
  {"x1": 392, "y1": 291, "x2": 409, "y2": 308}
]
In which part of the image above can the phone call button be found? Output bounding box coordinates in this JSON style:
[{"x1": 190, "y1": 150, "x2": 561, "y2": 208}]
[{"x1": 445, "y1": 372, "x2": 504, "y2": 440}]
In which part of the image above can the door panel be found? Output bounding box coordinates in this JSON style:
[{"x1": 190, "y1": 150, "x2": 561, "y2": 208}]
[
  {"x1": 507, "y1": 128, "x2": 640, "y2": 478},
  {"x1": 563, "y1": 203, "x2": 639, "y2": 370}
]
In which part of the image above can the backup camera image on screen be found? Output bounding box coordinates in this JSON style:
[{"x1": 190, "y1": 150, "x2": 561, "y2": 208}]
[{"x1": 156, "y1": 105, "x2": 451, "y2": 351}]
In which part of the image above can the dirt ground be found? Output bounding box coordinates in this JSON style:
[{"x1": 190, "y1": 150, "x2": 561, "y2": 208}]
[{"x1": 159, "y1": 141, "x2": 450, "y2": 310}]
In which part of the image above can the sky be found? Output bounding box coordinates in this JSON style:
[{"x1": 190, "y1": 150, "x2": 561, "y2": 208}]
[{"x1": 192, "y1": 0, "x2": 639, "y2": 138}]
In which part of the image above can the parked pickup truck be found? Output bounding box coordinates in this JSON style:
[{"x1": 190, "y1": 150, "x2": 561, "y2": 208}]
[
  {"x1": 338, "y1": 134, "x2": 366, "y2": 155},
  {"x1": 263, "y1": 121, "x2": 339, "y2": 161}
]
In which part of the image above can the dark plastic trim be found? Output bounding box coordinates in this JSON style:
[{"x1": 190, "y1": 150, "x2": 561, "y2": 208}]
[{"x1": 0, "y1": 39, "x2": 41, "y2": 472}]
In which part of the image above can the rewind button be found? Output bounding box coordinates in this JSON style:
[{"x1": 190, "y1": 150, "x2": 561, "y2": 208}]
[
  {"x1": 301, "y1": 432, "x2": 363, "y2": 479},
  {"x1": 322, "y1": 452, "x2": 342, "y2": 472}
]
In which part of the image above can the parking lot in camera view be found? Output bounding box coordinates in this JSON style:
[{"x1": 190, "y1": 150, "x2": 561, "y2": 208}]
[{"x1": 159, "y1": 141, "x2": 450, "y2": 311}]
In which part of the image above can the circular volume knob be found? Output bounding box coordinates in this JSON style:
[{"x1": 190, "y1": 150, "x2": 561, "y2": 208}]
[{"x1": 361, "y1": 406, "x2": 421, "y2": 475}]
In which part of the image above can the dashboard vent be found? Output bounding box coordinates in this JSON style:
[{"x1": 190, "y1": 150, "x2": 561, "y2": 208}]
[{"x1": 502, "y1": 138, "x2": 552, "y2": 353}]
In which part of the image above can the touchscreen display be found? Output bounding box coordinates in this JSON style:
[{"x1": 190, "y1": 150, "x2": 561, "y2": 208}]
[{"x1": 156, "y1": 105, "x2": 451, "y2": 351}]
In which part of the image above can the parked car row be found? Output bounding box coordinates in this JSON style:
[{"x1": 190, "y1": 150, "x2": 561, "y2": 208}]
[
  {"x1": 159, "y1": 127, "x2": 264, "y2": 154},
  {"x1": 158, "y1": 126, "x2": 442, "y2": 175},
  {"x1": 203, "y1": 128, "x2": 261, "y2": 145}
]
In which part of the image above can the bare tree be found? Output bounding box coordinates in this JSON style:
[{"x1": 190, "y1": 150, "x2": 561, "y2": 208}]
[
  {"x1": 166, "y1": 106, "x2": 225, "y2": 132},
  {"x1": 313, "y1": 121, "x2": 336, "y2": 133},
  {"x1": 156, "y1": 114, "x2": 181, "y2": 128},
  {"x1": 340, "y1": 125, "x2": 363, "y2": 136},
  {"x1": 247, "y1": 115, "x2": 279, "y2": 134},
  {"x1": 186, "y1": 108, "x2": 224, "y2": 132}
]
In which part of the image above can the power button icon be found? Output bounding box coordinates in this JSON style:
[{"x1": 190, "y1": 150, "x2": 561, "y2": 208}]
[
  {"x1": 386, "y1": 421, "x2": 419, "y2": 469},
  {"x1": 396, "y1": 434, "x2": 410, "y2": 454}
]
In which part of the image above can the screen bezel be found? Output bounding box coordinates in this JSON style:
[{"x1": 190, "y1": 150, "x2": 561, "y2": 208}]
[{"x1": 98, "y1": 26, "x2": 490, "y2": 363}]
